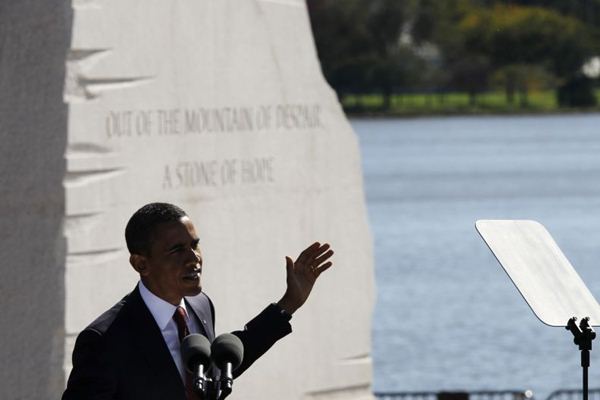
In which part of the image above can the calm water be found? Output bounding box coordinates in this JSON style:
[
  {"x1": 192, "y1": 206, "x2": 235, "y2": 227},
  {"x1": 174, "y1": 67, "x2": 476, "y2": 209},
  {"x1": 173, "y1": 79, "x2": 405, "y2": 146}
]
[{"x1": 351, "y1": 114, "x2": 600, "y2": 400}]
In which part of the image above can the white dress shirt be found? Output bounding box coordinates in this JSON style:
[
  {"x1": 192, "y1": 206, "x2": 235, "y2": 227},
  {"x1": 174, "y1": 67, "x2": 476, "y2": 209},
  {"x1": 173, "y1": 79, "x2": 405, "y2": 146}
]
[{"x1": 138, "y1": 281, "x2": 201, "y2": 379}]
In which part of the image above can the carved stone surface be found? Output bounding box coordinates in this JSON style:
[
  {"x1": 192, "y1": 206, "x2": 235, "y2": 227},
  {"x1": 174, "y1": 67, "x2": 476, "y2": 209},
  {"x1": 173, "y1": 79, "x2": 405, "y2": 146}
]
[{"x1": 1, "y1": 1, "x2": 374, "y2": 399}]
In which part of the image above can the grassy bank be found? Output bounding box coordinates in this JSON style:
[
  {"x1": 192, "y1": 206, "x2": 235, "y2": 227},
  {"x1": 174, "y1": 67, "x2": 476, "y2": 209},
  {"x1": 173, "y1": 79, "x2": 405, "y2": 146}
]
[{"x1": 342, "y1": 89, "x2": 600, "y2": 117}]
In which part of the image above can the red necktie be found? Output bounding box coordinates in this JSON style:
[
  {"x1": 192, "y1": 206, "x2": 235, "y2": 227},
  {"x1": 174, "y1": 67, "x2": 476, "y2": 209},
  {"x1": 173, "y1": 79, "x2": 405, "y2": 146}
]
[
  {"x1": 173, "y1": 306, "x2": 190, "y2": 342},
  {"x1": 172, "y1": 306, "x2": 198, "y2": 400}
]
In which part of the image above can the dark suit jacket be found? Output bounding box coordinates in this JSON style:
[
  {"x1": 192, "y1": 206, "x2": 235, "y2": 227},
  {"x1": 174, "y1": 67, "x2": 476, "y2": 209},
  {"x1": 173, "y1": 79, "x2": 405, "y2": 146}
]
[{"x1": 62, "y1": 286, "x2": 292, "y2": 400}]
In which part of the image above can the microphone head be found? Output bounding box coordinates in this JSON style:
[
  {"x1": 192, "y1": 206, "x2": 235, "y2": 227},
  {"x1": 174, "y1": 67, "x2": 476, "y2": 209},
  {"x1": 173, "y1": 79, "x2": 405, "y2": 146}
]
[
  {"x1": 181, "y1": 334, "x2": 211, "y2": 372},
  {"x1": 211, "y1": 333, "x2": 244, "y2": 370}
]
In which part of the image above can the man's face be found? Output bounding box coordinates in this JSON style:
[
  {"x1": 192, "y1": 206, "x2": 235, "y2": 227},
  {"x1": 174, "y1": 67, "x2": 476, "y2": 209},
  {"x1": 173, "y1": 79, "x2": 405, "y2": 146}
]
[{"x1": 137, "y1": 216, "x2": 203, "y2": 305}]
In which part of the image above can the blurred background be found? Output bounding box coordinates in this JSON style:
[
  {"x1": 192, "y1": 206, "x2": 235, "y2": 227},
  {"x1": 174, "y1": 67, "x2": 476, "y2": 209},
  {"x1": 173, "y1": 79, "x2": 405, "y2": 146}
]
[
  {"x1": 308, "y1": 0, "x2": 600, "y2": 115},
  {"x1": 306, "y1": 1, "x2": 600, "y2": 400}
]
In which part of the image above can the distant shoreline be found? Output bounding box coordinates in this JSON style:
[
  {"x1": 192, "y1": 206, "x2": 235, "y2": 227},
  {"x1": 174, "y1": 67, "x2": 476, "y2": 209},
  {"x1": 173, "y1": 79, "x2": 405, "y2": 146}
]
[
  {"x1": 346, "y1": 108, "x2": 600, "y2": 119},
  {"x1": 341, "y1": 90, "x2": 600, "y2": 118}
]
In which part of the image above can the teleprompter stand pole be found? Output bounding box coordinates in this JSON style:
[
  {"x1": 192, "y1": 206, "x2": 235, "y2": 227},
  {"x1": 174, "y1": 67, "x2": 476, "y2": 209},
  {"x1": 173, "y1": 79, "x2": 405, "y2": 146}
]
[{"x1": 566, "y1": 317, "x2": 596, "y2": 400}]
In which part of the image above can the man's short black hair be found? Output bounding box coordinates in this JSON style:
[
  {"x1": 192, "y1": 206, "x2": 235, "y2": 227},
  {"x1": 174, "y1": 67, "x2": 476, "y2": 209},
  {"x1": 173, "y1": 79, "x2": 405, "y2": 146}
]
[{"x1": 125, "y1": 202, "x2": 188, "y2": 255}]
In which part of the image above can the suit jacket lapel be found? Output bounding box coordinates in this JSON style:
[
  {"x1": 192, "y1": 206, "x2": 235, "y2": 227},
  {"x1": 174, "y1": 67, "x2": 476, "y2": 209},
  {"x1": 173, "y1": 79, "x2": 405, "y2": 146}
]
[
  {"x1": 125, "y1": 287, "x2": 186, "y2": 398},
  {"x1": 185, "y1": 292, "x2": 215, "y2": 342}
]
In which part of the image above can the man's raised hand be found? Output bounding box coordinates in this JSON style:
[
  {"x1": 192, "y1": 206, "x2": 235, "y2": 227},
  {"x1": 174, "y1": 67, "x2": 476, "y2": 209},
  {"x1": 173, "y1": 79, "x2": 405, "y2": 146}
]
[{"x1": 277, "y1": 242, "x2": 334, "y2": 315}]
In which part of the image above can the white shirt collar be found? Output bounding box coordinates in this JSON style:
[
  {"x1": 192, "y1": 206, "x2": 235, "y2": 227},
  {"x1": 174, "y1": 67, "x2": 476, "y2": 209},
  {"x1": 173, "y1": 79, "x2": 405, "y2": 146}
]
[{"x1": 138, "y1": 280, "x2": 188, "y2": 331}]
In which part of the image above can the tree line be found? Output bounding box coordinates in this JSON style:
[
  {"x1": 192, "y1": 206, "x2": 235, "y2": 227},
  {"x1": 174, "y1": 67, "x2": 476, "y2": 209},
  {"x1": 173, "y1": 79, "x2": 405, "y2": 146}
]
[{"x1": 307, "y1": 0, "x2": 600, "y2": 110}]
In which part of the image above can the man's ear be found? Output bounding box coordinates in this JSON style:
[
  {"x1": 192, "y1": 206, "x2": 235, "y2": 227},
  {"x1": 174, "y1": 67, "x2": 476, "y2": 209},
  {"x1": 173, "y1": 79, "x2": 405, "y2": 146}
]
[{"x1": 130, "y1": 254, "x2": 149, "y2": 277}]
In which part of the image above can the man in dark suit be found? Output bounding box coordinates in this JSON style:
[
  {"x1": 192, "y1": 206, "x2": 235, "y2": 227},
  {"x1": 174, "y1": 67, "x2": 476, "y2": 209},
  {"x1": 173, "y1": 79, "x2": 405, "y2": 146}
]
[{"x1": 62, "y1": 202, "x2": 334, "y2": 399}]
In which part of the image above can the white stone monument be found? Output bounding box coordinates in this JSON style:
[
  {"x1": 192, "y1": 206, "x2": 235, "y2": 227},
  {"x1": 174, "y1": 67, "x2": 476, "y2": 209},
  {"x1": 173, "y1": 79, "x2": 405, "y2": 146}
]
[{"x1": 0, "y1": 1, "x2": 374, "y2": 399}]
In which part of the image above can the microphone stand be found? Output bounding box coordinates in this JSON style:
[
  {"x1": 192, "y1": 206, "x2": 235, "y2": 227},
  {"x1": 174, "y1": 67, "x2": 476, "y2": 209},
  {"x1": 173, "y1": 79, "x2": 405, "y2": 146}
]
[
  {"x1": 197, "y1": 374, "x2": 231, "y2": 400},
  {"x1": 197, "y1": 377, "x2": 218, "y2": 400},
  {"x1": 217, "y1": 363, "x2": 234, "y2": 400},
  {"x1": 566, "y1": 317, "x2": 596, "y2": 400}
]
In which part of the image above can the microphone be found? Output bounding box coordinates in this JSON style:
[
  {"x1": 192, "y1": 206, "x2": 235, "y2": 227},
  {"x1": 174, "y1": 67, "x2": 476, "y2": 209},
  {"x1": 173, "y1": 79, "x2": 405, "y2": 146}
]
[
  {"x1": 211, "y1": 333, "x2": 244, "y2": 400},
  {"x1": 181, "y1": 334, "x2": 211, "y2": 396}
]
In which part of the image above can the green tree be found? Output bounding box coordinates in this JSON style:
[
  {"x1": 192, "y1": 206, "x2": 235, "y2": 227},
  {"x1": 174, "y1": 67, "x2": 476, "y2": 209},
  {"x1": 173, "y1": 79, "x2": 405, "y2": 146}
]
[
  {"x1": 308, "y1": 0, "x2": 599, "y2": 111},
  {"x1": 492, "y1": 64, "x2": 556, "y2": 106},
  {"x1": 307, "y1": 0, "x2": 374, "y2": 100},
  {"x1": 460, "y1": 4, "x2": 596, "y2": 106},
  {"x1": 308, "y1": 0, "x2": 425, "y2": 109},
  {"x1": 364, "y1": 0, "x2": 421, "y2": 109},
  {"x1": 412, "y1": 0, "x2": 492, "y2": 100}
]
